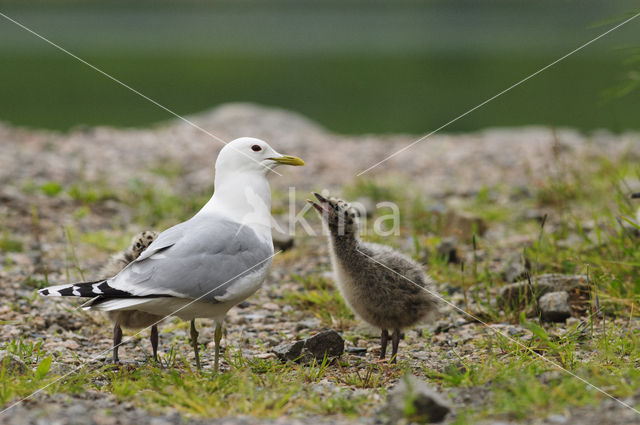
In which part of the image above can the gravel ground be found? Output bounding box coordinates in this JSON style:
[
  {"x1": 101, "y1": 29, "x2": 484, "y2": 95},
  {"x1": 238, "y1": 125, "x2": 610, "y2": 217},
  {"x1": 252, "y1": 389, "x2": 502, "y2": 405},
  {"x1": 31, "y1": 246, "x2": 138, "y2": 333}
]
[{"x1": 1, "y1": 103, "x2": 639, "y2": 424}]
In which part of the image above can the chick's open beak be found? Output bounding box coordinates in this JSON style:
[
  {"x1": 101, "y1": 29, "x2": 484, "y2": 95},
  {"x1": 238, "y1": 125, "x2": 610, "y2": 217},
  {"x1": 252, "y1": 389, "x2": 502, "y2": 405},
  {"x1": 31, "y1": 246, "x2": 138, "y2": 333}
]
[
  {"x1": 307, "y1": 192, "x2": 331, "y2": 214},
  {"x1": 313, "y1": 192, "x2": 328, "y2": 203},
  {"x1": 268, "y1": 155, "x2": 305, "y2": 166}
]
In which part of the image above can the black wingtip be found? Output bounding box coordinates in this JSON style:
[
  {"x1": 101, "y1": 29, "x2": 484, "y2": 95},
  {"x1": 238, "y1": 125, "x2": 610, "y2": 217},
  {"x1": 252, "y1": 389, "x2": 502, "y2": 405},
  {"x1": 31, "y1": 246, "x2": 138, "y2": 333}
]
[
  {"x1": 631, "y1": 192, "x2": 640, "y2": 199},
  {"x1": 39, "y1": 289, "x2": 49, "y2": 296}
]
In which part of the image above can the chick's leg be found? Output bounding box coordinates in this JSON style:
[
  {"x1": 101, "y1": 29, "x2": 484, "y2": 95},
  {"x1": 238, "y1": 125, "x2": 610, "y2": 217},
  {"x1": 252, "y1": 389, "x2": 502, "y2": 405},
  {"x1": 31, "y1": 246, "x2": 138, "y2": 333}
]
[
  {"x1": 391, "y1": 328, "x2": 401, "y2": 363},
  {"x1": 380, "y1": 329, "x2": 389, "y2": 360}
]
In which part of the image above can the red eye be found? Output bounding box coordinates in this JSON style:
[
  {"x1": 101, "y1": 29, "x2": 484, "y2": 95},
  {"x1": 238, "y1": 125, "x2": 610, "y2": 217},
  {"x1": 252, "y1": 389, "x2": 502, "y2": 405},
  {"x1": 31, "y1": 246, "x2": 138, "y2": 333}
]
[{"x1": 251, "y1": 145, "x2": 262, "y2": 152}]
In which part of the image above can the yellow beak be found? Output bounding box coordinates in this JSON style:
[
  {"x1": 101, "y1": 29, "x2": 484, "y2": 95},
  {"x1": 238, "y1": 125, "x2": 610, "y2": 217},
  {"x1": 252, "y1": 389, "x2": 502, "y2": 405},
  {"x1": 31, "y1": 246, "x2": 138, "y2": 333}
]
[{"x1": 268, "y1": 155, "x2": 305, "y2": 166}]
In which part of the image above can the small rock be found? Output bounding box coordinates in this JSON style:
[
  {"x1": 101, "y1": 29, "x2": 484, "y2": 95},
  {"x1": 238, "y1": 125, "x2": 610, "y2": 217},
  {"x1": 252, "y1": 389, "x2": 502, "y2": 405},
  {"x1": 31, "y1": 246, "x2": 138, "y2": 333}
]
[
  {"x1": 301, "y1": 329, "x2": 344, "y2": 362},
  {"x1": 272, "y1": 340, "x2": 305, "y2": 362},
  {"x1": 62, "y1": 340, "x2": 80, "y2": 350},
  {"x1": 272, "y1": 229, "x2": 295, "y2": 251},
  {"x1": 0, "y1": 350, "x2": 26, "y2": 373},
  {"x1": 345, "y1": 346, "x2": 367, "y2": 356},
  {"x1": 262, "y1": 302, "x2": 279, "y2": 311},
  {"x1": 442, "y1": 210, "x2": 487, "y2": 240},
  {"x1": 272, "y1": 330, "x2": 344, "y2": 364},
  {"x1": 522, "y1": 209, "x2": 547, "y2": 223},
  {"x1": 467, "y1": 302, "x2": 492, "y2": 321},
  {"x1": 295, "y1": 318, "x2": 321, "y2": 331},
  {"x1": 501, "y1": 254, "x2": 529, "y2": 283},
  {"x1": 534, "y1": 274, "x2": 589, "y2": 292},
  {"x1": 547, "y1": 413, "x2": 568, "y2": 424},
  {"x1": 539, "y1": 291, "x2": 572, "y2": 322},
  {"x1": 566, "y1": 317, "x2": 580, "y2": 327},
  {"x1": 384, "y1": 375, "x2": 451, "y2": 423},
  {"x1": 436, "y1": 237, "x2": 459, "y2": 264}
]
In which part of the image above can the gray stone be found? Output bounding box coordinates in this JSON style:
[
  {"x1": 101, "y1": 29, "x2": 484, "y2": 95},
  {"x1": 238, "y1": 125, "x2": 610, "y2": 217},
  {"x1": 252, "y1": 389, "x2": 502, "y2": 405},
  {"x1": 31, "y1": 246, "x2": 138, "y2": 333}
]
[
  {"x1": 522, "y1": 209, "x2": 547, "y2": 223},
  {"x1": 272, "y1": 330, "x2": 344, "y2": 364},
  {"x1": 301, "y1": 329, "x2": 344, "y2": 362},
  {"x1": 539, "y1": 291, "x2": 572, "y2": 322},
  {"x1": 384, "y1": 375, "x2": 451, "y2": 423},
  {"x1": 345, "y1": 346, "x2": 367, "y2": 356},
  {"x1": 0, "y1": 350, "x2": 26, "y2": 374},
  {"x1": 501, "y1": 255, "x2": 528, "y2": 283},
  {"x1": 442, "y1": 210, "x2": 488, "y2": 240},
  {"x1": 534, "y1": 273, "x2": 589, "y2": 292},
  {"x1": 272, "y1": 340, "x2": 305, "y2": 362},
  {"x1": 436, "y1": 237, "x2": 459, "y2": 264},
  {"x1": 294, "y1": 318, "x2": 321, "y2": 331}
]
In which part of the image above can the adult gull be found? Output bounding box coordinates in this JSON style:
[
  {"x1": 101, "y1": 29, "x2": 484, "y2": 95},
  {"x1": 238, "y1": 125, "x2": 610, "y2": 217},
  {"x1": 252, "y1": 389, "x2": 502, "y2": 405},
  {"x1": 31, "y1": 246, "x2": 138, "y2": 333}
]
[{"x1": 39, "y1": 137, "x2": 305, "y2": 370}]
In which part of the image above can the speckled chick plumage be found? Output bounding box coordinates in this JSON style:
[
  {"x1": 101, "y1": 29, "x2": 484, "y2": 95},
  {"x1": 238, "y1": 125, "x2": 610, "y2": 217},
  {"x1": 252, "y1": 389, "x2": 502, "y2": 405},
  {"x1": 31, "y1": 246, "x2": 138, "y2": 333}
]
[{"x1": 309, "y1": 193, "x2": 440, "y2": 361}]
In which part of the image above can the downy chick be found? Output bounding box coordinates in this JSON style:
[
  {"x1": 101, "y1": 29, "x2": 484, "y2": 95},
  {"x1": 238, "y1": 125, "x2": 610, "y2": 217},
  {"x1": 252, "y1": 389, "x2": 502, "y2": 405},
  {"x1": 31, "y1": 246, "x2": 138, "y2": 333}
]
[{"x1": 309, "y1": 193, "x2": 440, "y2": 362}]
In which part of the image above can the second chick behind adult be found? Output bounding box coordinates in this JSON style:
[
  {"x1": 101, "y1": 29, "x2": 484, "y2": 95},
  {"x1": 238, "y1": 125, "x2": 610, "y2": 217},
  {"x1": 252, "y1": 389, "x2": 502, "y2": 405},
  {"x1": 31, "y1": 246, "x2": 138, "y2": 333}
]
[
  {"x1": 309, "y1": 193, "x2": 440, "y2": 362},
  {"x1": 98, "y1": 230, "x2": 162, "y2": 363}
]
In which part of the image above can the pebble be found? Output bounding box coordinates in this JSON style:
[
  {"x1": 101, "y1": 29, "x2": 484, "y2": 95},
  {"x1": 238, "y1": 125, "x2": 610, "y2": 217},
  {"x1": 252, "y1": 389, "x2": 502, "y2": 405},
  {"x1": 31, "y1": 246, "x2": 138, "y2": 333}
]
[
  {"x1": 272, "y1": 330, "x2": 344, "y2": 364},
  {"x1": 436, "y1": 237, "x2": 459, "y2": 264},
  {"x1": 539, "y1": 291, "x2": 572, "y2": 322},
  {"x1": 383, "y1": 375, "x2": 451, "y2": 423}
]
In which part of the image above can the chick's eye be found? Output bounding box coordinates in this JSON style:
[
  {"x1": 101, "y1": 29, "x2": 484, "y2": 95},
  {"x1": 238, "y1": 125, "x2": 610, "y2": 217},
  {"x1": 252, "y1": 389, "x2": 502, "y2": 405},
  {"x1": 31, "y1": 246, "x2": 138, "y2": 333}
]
[{"x1": 251, "y1": 145, "x2": 262, "y2": 152}]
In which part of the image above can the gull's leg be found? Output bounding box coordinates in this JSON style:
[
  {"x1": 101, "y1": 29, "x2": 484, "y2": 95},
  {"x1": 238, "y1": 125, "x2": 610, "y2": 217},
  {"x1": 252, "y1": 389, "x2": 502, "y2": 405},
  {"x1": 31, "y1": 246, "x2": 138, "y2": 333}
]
[
  {"x1": 113, "y1": 323, "x2": 123, "y2": 363},
  {"x1": 150, "y1": 324, "x2": 158, "y2": 362},
  {"x1": 390, "y1": 328, "x2": 400, "y2": 364},
  {"x1": 190, "y1": 319, "x2": 201, "y2": 370},
  {"x1": 214, "y1": 322, "x2": 223, "y2": 372},
  {"x1": 380, "y1": 329, "x2": 389, "y2": 360}
]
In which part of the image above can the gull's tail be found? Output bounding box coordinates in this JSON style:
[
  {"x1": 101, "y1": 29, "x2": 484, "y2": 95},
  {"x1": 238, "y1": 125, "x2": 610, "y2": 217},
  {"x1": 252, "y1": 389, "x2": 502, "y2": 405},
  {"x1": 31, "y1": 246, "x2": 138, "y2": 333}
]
[{"x1": 38, "y1": 280, "x2": 133, "y2": 298}]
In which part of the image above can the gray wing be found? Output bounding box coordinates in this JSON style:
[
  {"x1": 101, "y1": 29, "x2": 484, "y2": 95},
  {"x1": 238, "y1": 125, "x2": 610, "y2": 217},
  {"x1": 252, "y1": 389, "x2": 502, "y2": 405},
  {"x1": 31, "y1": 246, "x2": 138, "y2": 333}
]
[{"x1": 107, "y1": 214, "x2": 273, "y2": 303}]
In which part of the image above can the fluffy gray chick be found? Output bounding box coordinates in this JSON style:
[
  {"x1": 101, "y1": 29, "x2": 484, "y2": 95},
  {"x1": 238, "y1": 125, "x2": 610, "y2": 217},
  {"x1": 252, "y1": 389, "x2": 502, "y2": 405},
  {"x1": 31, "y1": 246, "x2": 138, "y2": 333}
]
[
  {"x1": 309, "y1": 193, "x2": 440, "y2": 362},
  {"x1": 98, "y1": 230, "x2": 162, "y2": 363}
]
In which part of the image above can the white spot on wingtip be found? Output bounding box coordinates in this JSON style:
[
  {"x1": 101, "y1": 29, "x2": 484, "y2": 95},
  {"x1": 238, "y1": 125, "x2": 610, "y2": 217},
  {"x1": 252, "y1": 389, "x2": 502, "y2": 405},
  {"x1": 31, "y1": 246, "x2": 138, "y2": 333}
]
[
  {"x1": 72, "y1": 286, "x2": 81, "y2": 296},
  {"x1": 92, "y1": 283, "x2": 103, "y2": 294}
]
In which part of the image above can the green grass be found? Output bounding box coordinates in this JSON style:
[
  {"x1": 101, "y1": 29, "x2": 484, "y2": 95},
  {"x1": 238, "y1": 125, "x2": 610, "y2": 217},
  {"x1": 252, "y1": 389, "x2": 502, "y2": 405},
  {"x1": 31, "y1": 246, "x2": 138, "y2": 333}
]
[
  {"x1": 429, "y1": 319, "x2": 640, "y2": 423},
  {"x1": 0, "y1": 236, "x2": 23, "y2": 253},
  {"x1": 282, "y1": 275, "x2": 355, "y2": 329},
  {"x1": 0, "y1": 340, "x2": 381, "y2": 418}
]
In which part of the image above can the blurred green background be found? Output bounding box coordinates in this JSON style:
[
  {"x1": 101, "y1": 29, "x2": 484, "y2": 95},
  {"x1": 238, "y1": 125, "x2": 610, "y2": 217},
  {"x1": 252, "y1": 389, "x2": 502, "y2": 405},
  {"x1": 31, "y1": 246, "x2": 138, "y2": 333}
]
[{"x1": 0, "y1": 0, "x2": 638, "y2": 134}]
